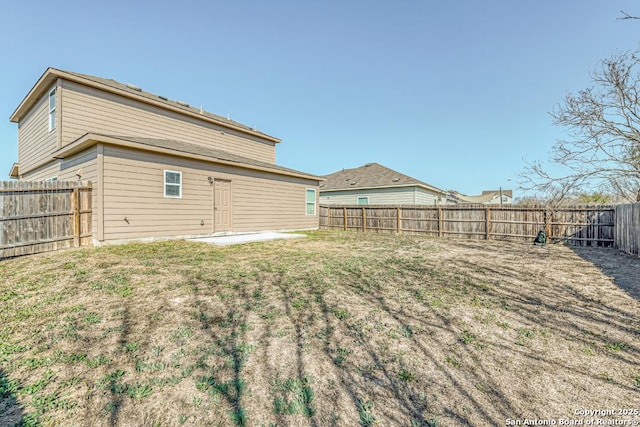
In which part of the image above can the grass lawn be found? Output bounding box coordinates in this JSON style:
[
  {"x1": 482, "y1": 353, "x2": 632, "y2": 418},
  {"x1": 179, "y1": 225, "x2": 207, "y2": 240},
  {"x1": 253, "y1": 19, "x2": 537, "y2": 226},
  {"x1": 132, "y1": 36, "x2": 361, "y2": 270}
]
[{"x1": 1, "y1": 230, "x2": 638, "y2": 426}]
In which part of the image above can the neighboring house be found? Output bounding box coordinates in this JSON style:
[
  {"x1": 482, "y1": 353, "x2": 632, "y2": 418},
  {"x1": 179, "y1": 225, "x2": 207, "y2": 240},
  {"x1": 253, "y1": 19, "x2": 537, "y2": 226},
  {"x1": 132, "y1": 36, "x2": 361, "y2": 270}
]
[
  {"x1": 319, "y1": 163, "x2": 447, "y2": 205},
  {"x1": 449, "y1": 189, "x2": 513, "y2": 205},
  {"x1": 9, "y1": 68, "x2": 321, "y2": 244}
]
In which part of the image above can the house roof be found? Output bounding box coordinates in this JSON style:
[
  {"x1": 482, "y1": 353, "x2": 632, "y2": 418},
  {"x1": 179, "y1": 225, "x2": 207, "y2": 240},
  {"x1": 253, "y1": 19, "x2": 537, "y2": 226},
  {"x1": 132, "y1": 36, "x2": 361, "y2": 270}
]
[
  {"x1": 53, "y1": 133, "x2": 322, "y2": 182},
  {"x1": 10, "y1": 67, "x2": 280, "y2": 143},
  {"x1": 482, "y1": 189, "x2": 513, "y2": 198},
  {"x1": 9, "y1": 163, "x2": 19, "y2": 179},
  {"x1": 320, "y1": 163, "x2": 445, "y2": 194},
  {"x1": 451, "y1": 189, "x2": 513, "y2": 203}
]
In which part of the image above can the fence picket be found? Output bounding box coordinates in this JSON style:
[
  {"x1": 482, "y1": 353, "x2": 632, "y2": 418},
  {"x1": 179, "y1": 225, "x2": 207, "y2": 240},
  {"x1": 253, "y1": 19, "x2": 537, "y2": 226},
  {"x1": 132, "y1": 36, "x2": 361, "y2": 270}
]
[
  {"x1": 615, "y1": 203, "x2": 640, "y2": 255},
  {"x1": 320, "y1": 204, "x2": 616, "y2": 247},
  {"x1": 0, "y1": 181, "x2": 93, "y2": 258}
]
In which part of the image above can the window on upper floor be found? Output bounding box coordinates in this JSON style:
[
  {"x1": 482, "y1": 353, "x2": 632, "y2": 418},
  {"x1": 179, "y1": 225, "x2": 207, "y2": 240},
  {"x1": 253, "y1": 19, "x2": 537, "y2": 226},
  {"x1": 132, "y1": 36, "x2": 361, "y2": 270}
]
[
  {"x1": 357, "y1": 196, "x2": 369, "y2": 205},
  {"x1": 48, "y1": 88, "x2": 56, "y2": 132},
  {"x1": 164, "y1": 170, "x2": 182, "y2": 198}
]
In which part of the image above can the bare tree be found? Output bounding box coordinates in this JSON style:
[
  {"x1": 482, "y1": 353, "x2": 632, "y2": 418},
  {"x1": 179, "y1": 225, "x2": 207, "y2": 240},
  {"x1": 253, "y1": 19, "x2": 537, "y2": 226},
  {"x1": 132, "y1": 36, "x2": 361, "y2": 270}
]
[
  {"x1": 619, "y1": 10, "x2": 640, "y2": 20},
  {"x1": 522, "y1": 49, "x2": 640, "y2": 203}
]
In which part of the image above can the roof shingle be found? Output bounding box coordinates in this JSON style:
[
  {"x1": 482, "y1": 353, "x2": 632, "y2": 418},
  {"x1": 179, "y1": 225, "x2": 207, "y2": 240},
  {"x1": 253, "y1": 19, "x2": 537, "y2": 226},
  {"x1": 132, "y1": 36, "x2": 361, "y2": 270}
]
[{"x1": 320, "y1": 163, "x2": 444, "y2": 194}]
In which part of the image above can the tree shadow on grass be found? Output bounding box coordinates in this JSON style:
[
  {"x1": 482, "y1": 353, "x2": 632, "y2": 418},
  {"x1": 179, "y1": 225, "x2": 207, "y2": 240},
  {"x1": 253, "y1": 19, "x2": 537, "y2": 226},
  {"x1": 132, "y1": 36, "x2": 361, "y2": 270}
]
[
  {"x1": 302, "y1": 236, "x2": 640, "y2": 425},
  {"x1": 571, "y1": 246, "x2": 640, "y2": 301},
  {"x1": 322, "y1": 258, "x2": 521, "y2": 425},
  {"x1": 0, "y1": 368, "x2": 26, "y2": 427}
]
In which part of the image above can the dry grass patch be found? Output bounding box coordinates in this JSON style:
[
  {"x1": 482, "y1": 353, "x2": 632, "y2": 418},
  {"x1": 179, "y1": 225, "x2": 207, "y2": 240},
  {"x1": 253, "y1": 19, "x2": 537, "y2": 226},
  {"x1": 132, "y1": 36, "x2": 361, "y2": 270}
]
[{"x1": 1, "y1": 231, "x2": 639, "y2": 426}]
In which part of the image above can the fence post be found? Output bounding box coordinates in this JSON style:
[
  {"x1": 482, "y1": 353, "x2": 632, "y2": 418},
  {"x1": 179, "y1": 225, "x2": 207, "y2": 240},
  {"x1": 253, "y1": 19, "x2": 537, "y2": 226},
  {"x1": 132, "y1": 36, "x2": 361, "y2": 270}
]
[
  {"x1": 544, "y1": 210, "x2": 552, "y2": 242},
  {"x1": 362, "y1": 207, "x2": 366, "y2": 232},
  {"x1": 485, "y1": 206, "x2": 491, "y2": 240},
  {"x1": 72, "y1": 187, "x2": 80, "y2": 247},
  {"x1": 0, "y1": 183, "x2": 4, "y2": 247},
  {"x1": 343, "y1": 207, "x2": 347, "y2": 231},
  {"x1": 397, "y1": 207, "x2": 401, "y2": 234},
  {"x1": 326, "y1": 207, "x2": 331, "y2": 229},
  {"x1": 438, "y1": 207, "x2": 443, "y2": 237}
]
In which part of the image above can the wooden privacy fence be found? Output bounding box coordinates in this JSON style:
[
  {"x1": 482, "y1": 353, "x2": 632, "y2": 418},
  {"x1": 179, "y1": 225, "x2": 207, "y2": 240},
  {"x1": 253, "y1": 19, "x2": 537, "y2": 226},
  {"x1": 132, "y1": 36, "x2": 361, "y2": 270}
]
[
  {"x1": 614, "y1": 203, "x2": 640, "y2": 255},
  {"x1": 319, "y1": 204, "x2": 615, "y2": 246},
  {"x1": 0, "y1": 181, "x2": 92, "y2": 258}
]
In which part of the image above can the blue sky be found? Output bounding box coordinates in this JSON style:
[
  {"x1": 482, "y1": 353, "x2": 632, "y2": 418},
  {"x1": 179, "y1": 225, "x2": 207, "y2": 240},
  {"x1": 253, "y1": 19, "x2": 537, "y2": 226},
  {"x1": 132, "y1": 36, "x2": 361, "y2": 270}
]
[{"x1": 1, "y1": 0, "x2": 638, "y2": 196}]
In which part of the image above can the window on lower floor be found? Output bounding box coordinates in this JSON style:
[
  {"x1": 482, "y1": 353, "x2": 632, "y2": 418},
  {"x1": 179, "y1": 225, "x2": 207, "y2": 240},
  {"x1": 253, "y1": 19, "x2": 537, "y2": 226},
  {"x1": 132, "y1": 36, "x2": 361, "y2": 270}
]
[
  {"x1": 357, "y1": 196, "x2": 368, "y2": 205},
  {"x1": 306, "y1": 188, "x2": 316, "y2": 215},
  {"x1": 164, "y1": 170, "x2": 182, "y2": 198}
]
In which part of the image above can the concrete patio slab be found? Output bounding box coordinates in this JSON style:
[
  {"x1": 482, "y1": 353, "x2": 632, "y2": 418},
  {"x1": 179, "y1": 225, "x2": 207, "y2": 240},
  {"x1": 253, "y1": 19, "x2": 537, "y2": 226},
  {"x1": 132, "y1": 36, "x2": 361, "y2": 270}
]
[{"x1": 188, "y1": 232, "x2": 306, "y2": 246}]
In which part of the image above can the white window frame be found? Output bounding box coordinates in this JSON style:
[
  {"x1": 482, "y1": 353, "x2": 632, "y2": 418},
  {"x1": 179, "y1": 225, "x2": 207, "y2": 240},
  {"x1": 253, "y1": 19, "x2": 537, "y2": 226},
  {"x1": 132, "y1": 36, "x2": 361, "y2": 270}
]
[
  {"x1": 46, "y1": 176, "x2": 58, "y2": 182},
  {"x1": 306, "y1": 188, "x2": 316, "y2": 216},
  {"x1": 48, "y1": 88, "x2": 56, "y2": 132},
  {"x1": 357, "y1": 196, "x2": 369, "y2": 205},
  {"x1": 164, "y1": 170, "x2": 182, "y2": 198}
]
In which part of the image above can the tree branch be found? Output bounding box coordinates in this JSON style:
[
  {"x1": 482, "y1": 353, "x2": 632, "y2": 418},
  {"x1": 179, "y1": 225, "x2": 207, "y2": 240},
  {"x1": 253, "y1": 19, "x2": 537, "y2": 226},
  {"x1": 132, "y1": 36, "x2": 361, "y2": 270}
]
[{"x1": 618, "y1": 10, "x2": 640, "y2": 20}]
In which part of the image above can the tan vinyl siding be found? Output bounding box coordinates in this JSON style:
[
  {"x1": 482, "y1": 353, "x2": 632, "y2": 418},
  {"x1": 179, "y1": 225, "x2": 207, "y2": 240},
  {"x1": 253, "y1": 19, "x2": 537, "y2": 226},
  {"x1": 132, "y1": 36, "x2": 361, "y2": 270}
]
[
  {"x1": 22, "y1": 148, "x2": 98, "y2": 182},
  {"x1": 101, "y1": 146, "x2": 317, "y2": 241},
  {"x1": 21, "y1": 162, "x2": 61, "y2": 181},
  {"x1": 17, "y1": 86, "x2": 58, "y2": 174},
  {"x1": 60, "y1": 81, "x2": 276, "y2": 164}
]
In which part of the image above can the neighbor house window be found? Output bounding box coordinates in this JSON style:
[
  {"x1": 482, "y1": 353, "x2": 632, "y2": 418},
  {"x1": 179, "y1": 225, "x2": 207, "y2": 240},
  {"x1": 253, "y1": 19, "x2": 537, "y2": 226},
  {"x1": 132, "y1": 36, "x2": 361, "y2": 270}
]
[
  {"x1": 357, "y1": 196, "x2": 368, "y2": 205},
  {"x1": 48, "y1": 88, "x2": 56, "y2": 131},
  {"x1": 164, "y1": 170, "x2": 182, "y2": 198},
  {"x1": 306, "y1": 189, "x2": 316, "y2": 215},
  {"x1": 46, "y1": 176, "x2": 58, "y2": 182}
]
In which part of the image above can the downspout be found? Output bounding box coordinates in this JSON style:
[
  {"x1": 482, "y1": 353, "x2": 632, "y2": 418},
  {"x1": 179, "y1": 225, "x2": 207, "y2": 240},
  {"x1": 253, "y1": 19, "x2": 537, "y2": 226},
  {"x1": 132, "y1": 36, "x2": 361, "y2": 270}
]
[{"x1": 97, "y1": 144, "x2": 104, "y2": 243}]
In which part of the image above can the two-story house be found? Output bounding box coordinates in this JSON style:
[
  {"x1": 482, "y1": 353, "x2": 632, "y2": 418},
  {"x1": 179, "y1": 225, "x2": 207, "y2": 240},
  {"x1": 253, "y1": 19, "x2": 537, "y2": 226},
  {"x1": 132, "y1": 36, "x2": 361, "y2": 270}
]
[{"x1": 9, "y1": 68, "x2": 320, "y2": 244}]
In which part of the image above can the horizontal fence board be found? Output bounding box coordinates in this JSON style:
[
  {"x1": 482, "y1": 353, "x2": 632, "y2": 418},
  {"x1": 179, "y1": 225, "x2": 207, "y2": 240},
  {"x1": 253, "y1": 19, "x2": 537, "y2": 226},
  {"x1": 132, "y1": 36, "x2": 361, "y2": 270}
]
[
  {"x1": 1, "y1": 181, "x2": 93, "y2": 258},
  {"x1": 320, "y1": 204, "x2": 616, "y2": 247}
]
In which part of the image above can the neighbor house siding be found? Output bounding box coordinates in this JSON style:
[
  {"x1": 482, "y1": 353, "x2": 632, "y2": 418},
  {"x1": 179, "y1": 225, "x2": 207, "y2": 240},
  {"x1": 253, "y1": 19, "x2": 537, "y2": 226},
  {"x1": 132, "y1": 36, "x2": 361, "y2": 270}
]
[
  {"x1": 17, "y1": 84, "x2": 58, "y2": 174},
  {"x1": 321, "y1": 187, "x2": 420, "y2": 205},
  {"x1": 414, "y1": 188, "x2": 442, "y2": 205},
  {"x1": 59, "y1": 80, "x2": 276, "y2": 164},
  {"x1": 100, "y1": 146, "x2": 317, "y2": 242},
  {"x1": 321, "y1": 187, "x2": 445, "y2": 205}
]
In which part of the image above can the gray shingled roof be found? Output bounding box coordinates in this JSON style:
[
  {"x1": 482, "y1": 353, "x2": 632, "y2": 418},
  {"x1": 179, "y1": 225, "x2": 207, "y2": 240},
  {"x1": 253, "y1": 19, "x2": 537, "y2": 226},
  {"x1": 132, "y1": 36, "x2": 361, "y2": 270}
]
[
  {"x1": 107, "y1": 135, "x2": 316, "y2": 177},
  {"x1": 320, "y1": 163, "x2": 445, "y2": 194}
]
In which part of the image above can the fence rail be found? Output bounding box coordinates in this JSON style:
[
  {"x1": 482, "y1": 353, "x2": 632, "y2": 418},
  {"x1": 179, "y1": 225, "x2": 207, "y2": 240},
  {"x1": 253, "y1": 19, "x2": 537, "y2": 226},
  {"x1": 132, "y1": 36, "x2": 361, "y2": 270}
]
[
  {"x1": 1, "y1": 181, "x2": 93, "y2": 258},
  {"x1": 615, "y1": 203, "x2": 640, "y2": 255},
  {"x1": 319, "y1": 204, "x2": 615, "y2": 246}
]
